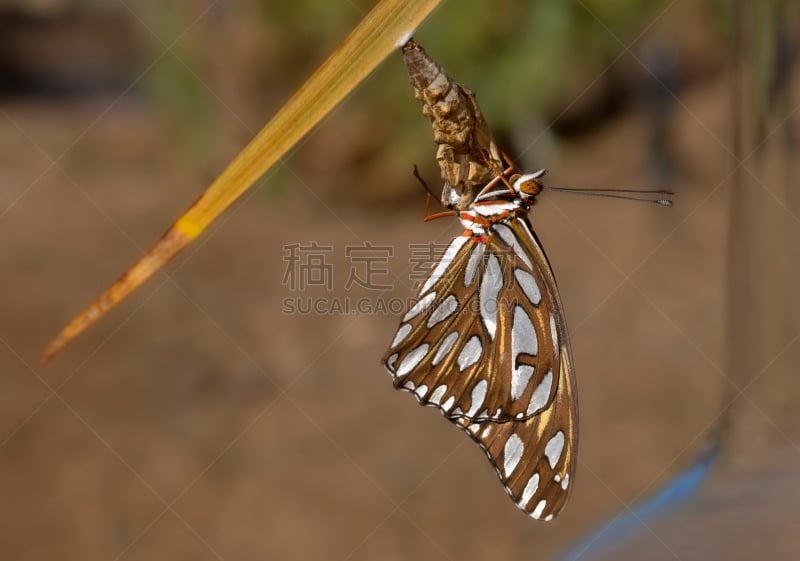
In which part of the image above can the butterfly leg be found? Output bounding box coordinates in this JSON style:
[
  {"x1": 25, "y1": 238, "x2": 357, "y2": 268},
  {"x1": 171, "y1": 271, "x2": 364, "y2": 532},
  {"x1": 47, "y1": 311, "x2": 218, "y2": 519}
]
[
  {"x1": 413, "y1": 165, "x2": 439, "y2": 199},
  {"x1": 476, "y1": 164, "x2": 518, "y2": 199},
  {"x1": 413, "y1": 165, "x2": 459, "y2": 221},
  {"x1": 423, "y1": 209, "x2": 458, "y2": 222}
]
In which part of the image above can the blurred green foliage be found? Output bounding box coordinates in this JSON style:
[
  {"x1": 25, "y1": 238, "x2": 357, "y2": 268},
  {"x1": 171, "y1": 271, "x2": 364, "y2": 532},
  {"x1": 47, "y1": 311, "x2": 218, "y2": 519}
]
[
  {"x1": 142, "y1": 0, "x2": 727, "y2": 198},
  {"x1": 414, "y1": 0, "x2": 672, "y2": 125},
  {"x1": 252, "y1": 0, "x2": 674, "y2": 124},
  {"x1": 145, "y1": 4, "x2": 214, "y2": 161},
  {"x1": 148, "y1": 0, "x2": 681, "y2": 140}
]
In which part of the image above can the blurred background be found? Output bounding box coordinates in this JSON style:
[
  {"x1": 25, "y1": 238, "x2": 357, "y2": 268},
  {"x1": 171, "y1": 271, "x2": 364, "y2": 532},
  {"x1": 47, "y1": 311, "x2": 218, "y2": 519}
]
[{"x1": 1, "y1": 0, "x2": 797, "y2": 559}]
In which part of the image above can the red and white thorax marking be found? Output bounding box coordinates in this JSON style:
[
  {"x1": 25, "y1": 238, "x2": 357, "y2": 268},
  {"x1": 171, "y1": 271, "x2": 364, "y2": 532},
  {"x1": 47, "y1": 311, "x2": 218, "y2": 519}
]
[{"x1": 459, "y1": 170, "x2": 544, "y2": 239}]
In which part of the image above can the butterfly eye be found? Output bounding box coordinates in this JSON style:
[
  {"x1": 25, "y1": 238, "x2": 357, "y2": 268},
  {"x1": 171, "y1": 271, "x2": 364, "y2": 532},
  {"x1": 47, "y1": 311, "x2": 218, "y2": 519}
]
[{"x1": 513, "y1": 174, "x2": 543, "y2": 197}]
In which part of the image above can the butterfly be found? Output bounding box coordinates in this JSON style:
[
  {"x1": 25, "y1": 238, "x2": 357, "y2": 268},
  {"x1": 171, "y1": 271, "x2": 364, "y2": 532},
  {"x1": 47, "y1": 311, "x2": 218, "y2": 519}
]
[{"x1": 383, "y1": 165, "x2": 577, "y2": 521}]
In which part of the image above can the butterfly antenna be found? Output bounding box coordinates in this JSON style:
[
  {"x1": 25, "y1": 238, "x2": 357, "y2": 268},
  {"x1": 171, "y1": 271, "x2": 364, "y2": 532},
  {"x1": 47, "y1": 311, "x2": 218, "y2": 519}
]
[{"x1": 544, "y1": 186, "x2": 674, "y2": 207}]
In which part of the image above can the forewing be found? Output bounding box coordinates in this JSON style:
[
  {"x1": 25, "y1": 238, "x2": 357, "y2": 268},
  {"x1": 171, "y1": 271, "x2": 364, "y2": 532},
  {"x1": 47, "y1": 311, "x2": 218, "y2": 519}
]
[{"x1": 383, "y1": 218, "x2": 564, "y2": 422}]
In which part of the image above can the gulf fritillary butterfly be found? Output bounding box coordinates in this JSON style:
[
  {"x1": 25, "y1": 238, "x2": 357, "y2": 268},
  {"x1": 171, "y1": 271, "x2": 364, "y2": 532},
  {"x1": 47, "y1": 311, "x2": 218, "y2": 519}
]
[
  {"x1": 387, "y1": 37, "x2": 670, "y2": 520},
  {"x1": 383, "y1": 166, "x2": 577, "y2": 521}
]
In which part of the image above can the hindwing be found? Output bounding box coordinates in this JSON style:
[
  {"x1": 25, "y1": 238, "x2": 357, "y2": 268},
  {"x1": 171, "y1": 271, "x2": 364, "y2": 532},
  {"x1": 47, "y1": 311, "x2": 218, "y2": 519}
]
[{"x1": 455, "y1": 336, "x2": 577, "y2": 519}]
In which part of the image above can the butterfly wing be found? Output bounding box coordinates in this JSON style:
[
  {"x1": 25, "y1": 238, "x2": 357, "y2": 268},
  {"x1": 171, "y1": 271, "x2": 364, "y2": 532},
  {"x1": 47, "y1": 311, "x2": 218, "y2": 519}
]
[
  {"x1": 458, "y1": 218, "x2": 577, "y2": 519},
  {"x1": 383, "y1": 216, "x2": 578, "y2": 519},
  {"x1": 382, "y1": 219, "x2": 562, "y2": 423},
  {"x1": 455, "y1": 333, "x2": 577, "y2": 520}
]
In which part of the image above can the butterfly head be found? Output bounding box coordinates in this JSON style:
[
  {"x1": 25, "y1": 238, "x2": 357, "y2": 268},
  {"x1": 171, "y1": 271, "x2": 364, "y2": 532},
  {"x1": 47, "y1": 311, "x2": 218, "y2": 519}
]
[{"x1": 512, "y1": 169, "x2": 546, "y2": 201}]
